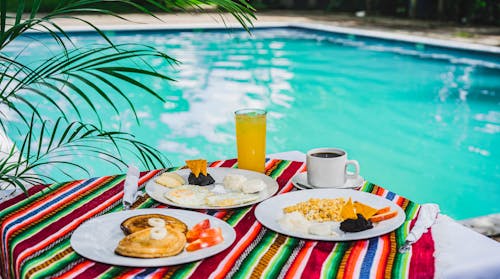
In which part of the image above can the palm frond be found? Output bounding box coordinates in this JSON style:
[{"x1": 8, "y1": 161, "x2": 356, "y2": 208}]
[
  {"x1": 1, "y1": 44, "x2": 177, "y2": 128},
  {"x1": 0, "y1": 115, "x2": 169, "y2": 189}
]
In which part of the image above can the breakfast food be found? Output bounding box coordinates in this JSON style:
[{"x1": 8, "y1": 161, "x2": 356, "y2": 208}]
[
  {"x1": 283, "y1": 198, "x2": 346, "y2": 222},
  {"x1": 186, "y1": 159, "x2": 215, "y2": 186},
  {"x1": 205, "y1": 192, "x2": 259, "y2": 207},
  {"x1": 340, "y1": 214, "x2": 373, "y2": 232},
  {"x1": 155, "y1": 172, "x2": 185, "y2": 188},
  {"x1": 185, "y1": 219, "x2": 224, "y2": 252},
  {"x1": 223, "y1": 174, "x2": 247, "y2": 191},
  {"x1": 115, "y1": 214, "x2": 226, "y2": 258},
  {"x1": 241, "y1": 179, "x2": 266, "y2": 194},
  {"x1": 164, "y1": 185, "x2": 213, "y2": 206},
  {"x1": 279, "y1": 197, "x2": 399, "y2": 235},
  {"x1": 115, "y1": 226, "x2": 186, "y2": 258},
  {"x1": 120, "y1": 214, "x2": 188, "y2": 235}
]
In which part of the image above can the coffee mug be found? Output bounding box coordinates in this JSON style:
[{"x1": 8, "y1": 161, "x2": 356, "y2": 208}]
[{"x1": 306, "y1": 148, "x2": 360, "y2": 188}]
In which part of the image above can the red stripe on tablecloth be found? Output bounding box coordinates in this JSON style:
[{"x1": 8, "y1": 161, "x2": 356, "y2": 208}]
[
  {"x1": 409, "y1": 217, "x2": 435, "y2": 279},
  {"x1": 279, "y1": 162, "x2": 306, "y2": 194},
  {"x1": 374, "y1": 235, "x2": 390, "y2": 279},
  {"x1": 13, "y1": 184, "x2": 122, "y2": 274},
  {"x1": 73, "y1": 262, "x2": 113, "y2": 279},
  {"x1": 284, "y1": 241, "x2": 319, "y2": 279},
  {"x1": 303, "y1": 241, "x2": 337, "y2": 278},
  {"x1": 57, "y1": 261, "x2": 95, "y2": 279},
  {"x1": 274, "y1": 161, "x2": 305, "y2": 191},
  {"x1": 218, "y1": 159, "x2": 237, "y2": 168},
  {"x1": 149, "y1": 268, "x2": 168, "y2": 279}
]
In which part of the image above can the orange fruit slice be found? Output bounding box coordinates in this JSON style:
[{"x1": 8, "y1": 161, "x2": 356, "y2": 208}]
[
  {"x1": 369, "y1": 211, "x2": 398, "y2": 223},
  {"x1": 354, "y1": 201, "x2": 378, "y2": 219},
  {"x1": 340, "y1": 198, "x2": 358, "y2": 220}
]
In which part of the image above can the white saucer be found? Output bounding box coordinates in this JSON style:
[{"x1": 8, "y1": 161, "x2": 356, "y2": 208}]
[{"x1": 291, "y1": 172, "x2": 364, "y2": 190}]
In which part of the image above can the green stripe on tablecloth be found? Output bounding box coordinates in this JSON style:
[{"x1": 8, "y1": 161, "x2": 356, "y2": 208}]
[
  {"x1": 268, "y1": 160, "x2": 291, "y2": 179},
  {"x1": 169, "y1": 262, "x2": 198, "y2": 279},
  {"x1": 262, "y1": 237, "x2": 300, "y2": 278},
  {"x1": 392, "y1": 200, "x2": 420, "y2": 278},
  {"x1": 232, "y1": 230, "x2": 277, "y2": 278},
  {"x1": 225, "y1": 207, "x2": 252, "y2": 226},
  {"x1": 322, "y1": 242, "x2": 349, "y2": 278},
  {"x1": 98, "y1": 266, "x2": 129, "y2": 279}
]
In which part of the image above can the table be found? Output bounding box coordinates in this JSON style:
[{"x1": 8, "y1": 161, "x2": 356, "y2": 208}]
[
  {"x1": 0, "y1": 153, "x2": 499, "y2": 279},
  {"x1": 269, "y1": 151, "x2": 500, "y2": 279}
]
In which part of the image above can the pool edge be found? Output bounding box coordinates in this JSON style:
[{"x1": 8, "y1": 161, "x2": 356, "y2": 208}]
[{"x1": 24, "y1": 21, "x2": 500, "y2": 55}]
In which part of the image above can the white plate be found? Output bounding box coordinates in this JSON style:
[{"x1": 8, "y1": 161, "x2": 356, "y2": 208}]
[
  {"x1": 255, "y1": 189, "x2": 405, "y2": 241},
  {"x1": 70, "y1": 208, "x2": 236, "y2": 267},
  {"x1": 291, "y1": 172, "x2": 364, "y2": 190},
  {"x1": 145, "y1": 167, "x2": 279, "y2": 209}
]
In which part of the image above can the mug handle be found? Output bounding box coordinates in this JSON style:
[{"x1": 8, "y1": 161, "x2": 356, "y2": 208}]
[{"x1": 345, "y1": 160, "x2": 360, "y2": 179}]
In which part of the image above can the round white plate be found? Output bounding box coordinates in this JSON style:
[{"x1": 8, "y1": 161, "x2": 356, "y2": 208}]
[
  {"x1": 255, "y1": 189, "x2": 405, "y2": 241},
  {"x1": 145, "y1": 167, "x2": 279, "y2": 209},
  {"x1": 291, "y1": 172, "x2": 364, "y2": 190},
  {"x1": 71, "y1": 208, "x2": 236, "y2": 267}
]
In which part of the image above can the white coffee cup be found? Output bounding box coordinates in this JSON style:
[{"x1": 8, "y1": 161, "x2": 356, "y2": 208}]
[{"x1": 306, "y1": 148, "x2": 360, "y2": 188}]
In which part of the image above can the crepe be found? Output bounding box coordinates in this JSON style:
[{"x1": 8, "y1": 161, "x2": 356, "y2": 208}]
[
  {"x1": 115, "y1": 227, "x2": 186, "y2": 258},
  {"x1": 120, "y1": 214, "x2": 188, "y2": 235}
]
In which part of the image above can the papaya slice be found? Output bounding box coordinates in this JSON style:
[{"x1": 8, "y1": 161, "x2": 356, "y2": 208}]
[
  {"x1": 369, "y1": 211, "x2": 398, "y2": 223},
  {"x1": 375, "y1": 206, "x2": 391, "y2": 215}
]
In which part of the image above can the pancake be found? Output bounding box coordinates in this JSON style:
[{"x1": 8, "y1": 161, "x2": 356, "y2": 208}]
[
  {"x1": 115, "y1": 227, "x2": 186, "y2": 258},
  {"x1": 120, "y1": 214, "x2": 188, "y2": 235}
]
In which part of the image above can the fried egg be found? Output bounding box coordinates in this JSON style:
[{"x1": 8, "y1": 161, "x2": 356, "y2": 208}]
[
  {"x1": 205, "y1": 192, "x2": 259, "y2": 207},
  {"x1": 164, "y1": 185, "x2": 212, "y2": 206}
]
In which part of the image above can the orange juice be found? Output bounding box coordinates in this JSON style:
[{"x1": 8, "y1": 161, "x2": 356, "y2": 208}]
[{"x1": 235, "y1": 109, "x2": 267, "y2": 173}]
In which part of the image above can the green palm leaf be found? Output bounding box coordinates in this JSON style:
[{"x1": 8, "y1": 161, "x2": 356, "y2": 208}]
[{"x1": 0, "y1": 115, "x2": 169, "y2": 191}]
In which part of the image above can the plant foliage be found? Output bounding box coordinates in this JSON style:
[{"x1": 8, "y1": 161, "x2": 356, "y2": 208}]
[{"x1": 0, "y1": 0, "x2": 255, "y2": 193}]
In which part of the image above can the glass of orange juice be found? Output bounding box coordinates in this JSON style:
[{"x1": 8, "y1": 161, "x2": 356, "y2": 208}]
[{"x1": 235, "y1": 108, "x2": 267, "y2": 173}]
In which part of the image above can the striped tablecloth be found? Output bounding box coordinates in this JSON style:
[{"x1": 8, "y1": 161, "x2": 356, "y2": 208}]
[{"x1": 0, "y1": 159, "x2": 435, "y2": 279}]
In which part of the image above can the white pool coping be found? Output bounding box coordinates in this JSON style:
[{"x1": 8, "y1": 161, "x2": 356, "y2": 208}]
[{"x1": 31, "y1": 21, "x2": 500, "y2": 55}]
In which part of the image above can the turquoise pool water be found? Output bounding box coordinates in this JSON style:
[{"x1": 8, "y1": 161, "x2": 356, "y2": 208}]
[{"x1": 4, "y1": 27, "x2": 499, "y2": 219}]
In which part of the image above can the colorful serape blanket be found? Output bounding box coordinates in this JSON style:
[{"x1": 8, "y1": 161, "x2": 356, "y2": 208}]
[{"x1": 0, "y1": 159, "x2": 435, "y2": 279}]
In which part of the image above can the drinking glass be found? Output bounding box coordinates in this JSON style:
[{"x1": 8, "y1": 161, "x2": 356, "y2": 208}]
[{"x1": 235, "y1": 108, "x2": 267, "y2": 173}]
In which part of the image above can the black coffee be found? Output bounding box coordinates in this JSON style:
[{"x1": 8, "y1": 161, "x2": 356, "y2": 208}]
[{"x1": 311, "y1": 152, "x2": 342, "y2": 158}]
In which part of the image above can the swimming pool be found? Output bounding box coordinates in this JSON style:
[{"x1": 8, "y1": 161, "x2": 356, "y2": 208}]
[{"x1": 3, "y1": 26, "x2": 499, "y2": 219}]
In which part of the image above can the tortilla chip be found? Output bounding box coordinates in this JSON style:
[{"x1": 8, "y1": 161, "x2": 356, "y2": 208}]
[
  {"x1": 354, "y1": 201, "x2": 378, "y2": 219},
  {"x1": 340, "y1": 198, "x2": 358, "y2": 220},
  {"x1": 185, "y1": 159, "x2": 207, "y2": 177}
]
